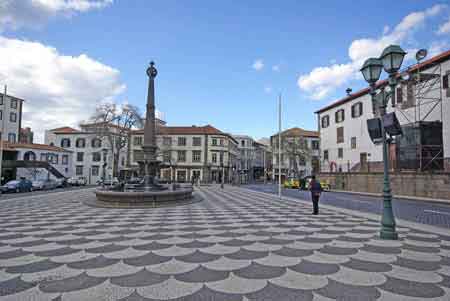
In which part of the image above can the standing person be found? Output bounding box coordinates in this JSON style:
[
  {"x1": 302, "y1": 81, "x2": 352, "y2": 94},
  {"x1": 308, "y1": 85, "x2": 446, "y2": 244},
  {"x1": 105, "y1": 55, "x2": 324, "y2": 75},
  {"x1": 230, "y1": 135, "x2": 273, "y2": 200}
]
[{"x1": 310, "y1": 175, "x2": 323, "y2": 215}]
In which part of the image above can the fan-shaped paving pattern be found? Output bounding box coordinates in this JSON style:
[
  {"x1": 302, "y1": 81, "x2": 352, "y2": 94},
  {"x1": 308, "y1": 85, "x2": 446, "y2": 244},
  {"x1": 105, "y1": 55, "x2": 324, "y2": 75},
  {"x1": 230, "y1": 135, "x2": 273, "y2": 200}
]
[{"x1": 0, "y1": 186, "x2": 449, "y2": 299}]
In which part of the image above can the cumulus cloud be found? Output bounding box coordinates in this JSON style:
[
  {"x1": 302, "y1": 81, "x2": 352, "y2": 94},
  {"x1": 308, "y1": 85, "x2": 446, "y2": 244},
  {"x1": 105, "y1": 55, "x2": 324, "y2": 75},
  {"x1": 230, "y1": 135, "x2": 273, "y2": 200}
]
[
  {"x1": 252, "y1": 59, "x2": 264, "y2": 71},
  {"x1": 298, "y1": 4, "x2": 447, "y2": 100},
  {"x1": 0, "y1": 36, "x2": 125, "y2": 142},
  {"x1": 0, "y1": 0, "x2": 113, "y2": 31},
  {"x1": 438, "y1": 18, "x2": 450, "y2": 35}
]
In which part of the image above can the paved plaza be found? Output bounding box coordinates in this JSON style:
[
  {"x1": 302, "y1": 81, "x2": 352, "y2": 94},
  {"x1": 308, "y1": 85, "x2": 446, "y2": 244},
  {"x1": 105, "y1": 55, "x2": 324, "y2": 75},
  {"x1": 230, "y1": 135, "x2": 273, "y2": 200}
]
[{"x1": 0, "y1": 187, "x2": 450, "y2": 300}]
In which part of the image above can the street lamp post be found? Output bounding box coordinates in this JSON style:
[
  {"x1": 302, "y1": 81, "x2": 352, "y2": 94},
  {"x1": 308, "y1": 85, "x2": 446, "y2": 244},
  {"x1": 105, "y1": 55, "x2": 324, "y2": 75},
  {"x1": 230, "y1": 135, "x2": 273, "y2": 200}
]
[
  {"x1": 360, "y1": 45, "x2": 406, "y2": 240},
  {"x1": 220, "y1": 162, "x2": 224, "y2": 189}
]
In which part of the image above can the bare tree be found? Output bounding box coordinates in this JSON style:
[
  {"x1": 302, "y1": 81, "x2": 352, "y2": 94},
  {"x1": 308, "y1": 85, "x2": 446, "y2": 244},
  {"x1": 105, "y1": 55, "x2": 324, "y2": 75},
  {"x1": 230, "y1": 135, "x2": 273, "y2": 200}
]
[
  {"x1": 157, "y1": 136, "x2": 177, "y2": 189},
  {"x1": 87, "y1": 102, "x2": 143, "y2": 177},
  {"x1": 283, "y1": 136, "x2": 312, "y2": 179}
]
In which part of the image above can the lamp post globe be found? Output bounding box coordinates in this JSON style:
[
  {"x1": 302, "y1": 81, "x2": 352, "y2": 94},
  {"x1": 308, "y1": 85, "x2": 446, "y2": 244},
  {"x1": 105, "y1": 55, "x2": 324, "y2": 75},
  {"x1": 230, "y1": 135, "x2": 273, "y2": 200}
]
[
  {"x1": 360, "y1": 58, "x2": 383, "y2": 84},
  {"x1": 380, "y1": 45, "x2": 406, "y2": 74}
]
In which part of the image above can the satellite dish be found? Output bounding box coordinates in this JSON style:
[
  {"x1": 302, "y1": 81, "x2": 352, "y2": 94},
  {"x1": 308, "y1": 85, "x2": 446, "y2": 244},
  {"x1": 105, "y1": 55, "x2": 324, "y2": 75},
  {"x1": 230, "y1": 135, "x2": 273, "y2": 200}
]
[{"x1": 416, "y1": 49, "x2": 427, "y2": 61}]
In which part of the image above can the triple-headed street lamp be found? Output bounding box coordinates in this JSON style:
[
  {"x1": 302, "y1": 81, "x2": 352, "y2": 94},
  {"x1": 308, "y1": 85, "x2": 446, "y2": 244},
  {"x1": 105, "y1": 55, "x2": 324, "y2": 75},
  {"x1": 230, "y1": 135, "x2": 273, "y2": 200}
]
[{"x1": 360, "y1": 45, "x2": 406, "y2": 240}]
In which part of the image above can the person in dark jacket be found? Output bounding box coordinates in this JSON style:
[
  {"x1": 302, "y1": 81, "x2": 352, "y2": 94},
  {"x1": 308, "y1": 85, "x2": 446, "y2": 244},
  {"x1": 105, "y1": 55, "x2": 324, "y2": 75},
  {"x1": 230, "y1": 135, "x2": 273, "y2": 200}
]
[{"x1": 309, "y1": 175, "x2": 323, "y2": 215}]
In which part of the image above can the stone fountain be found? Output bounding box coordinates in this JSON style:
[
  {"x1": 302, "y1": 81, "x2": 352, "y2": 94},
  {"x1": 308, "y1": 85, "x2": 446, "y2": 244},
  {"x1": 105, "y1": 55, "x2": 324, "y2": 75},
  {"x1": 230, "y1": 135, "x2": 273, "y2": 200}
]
[{"x1": 92, "y1": 62, "x2": 195, "y2": 208}]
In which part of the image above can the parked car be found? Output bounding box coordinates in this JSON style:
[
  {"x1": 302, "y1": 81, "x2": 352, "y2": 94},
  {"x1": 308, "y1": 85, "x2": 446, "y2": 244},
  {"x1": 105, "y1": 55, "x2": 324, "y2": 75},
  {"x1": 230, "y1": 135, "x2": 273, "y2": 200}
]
[
  {"x1": 99, "y1": 177, "x2": 120, "y2": 186},
  {"x1": 32, "y1": 179, "x2": 58, "y2": 190},
  {"x1": 55, "y1": 178, "x2": 67, "y2": 188},
  {"x1": 283, "y1": 177, "x2": 300, "y2": 189},
  {"x1": 2, "y1": 179, "x2": 33, "y2": 193},
  {"x1": 68, "y1": 177, "x2": 87, "y2": 186},
  {"x1": 299, "y1": 176, "x2": 313, "y2": 190}
]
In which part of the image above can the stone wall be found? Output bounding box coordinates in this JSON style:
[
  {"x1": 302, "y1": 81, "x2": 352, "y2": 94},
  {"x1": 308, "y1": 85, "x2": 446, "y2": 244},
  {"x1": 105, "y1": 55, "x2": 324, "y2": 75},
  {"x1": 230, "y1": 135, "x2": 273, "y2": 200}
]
[{"x1": 319, "y1": 172, "x2": 450, "y2": 200}]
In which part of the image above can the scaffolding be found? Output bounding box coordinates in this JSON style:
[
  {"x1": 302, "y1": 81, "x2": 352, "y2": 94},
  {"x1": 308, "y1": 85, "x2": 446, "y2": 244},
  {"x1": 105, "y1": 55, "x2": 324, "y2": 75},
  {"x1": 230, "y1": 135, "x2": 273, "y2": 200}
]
[{"x1": 394, "y1": 57, "x2": 444, "y2": 171}]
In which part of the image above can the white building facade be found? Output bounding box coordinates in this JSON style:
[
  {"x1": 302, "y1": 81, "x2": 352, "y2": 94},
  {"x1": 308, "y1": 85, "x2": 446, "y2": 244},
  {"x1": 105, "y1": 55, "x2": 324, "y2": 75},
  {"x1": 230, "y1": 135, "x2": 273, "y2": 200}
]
[
  {"x1": 316, "y1": 49, "x2": 450, "y2": 172},
  {"x1": 130, "y1": 125, "x2": 239, "y2": 183},
  {"x1": 0, "y1": 93, "x2": 24, "y2": 143},
  {"x1": 45, "y1": 126, "x2": 128, "y2": 184},
  {"x1": 13, "y1": 143, "x2": 73, "y2": 180},
  {"x1": 270, "y1": 127, "x2": 320, "y2": 181}
]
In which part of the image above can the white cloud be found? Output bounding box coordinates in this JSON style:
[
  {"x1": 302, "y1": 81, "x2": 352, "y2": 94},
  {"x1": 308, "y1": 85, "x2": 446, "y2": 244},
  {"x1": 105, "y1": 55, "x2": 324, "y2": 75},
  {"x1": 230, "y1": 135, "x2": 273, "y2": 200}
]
[
  {"x1": 298, "y1": 4, "x2": 447, "y2": 100},
  {"x1": 272, "y1": 65, "x2": 280, "y2": 72},
  {"x1": 0, "y1": 0, "x2": 113, "y2": 31},
  {"x1": 264, "y1": 86, "x2": 272, "y2": 94},
  {"x1": 0, "y1": 36, "x2": 125, "y2": 142},
  {"x1": 428, "y1": 40, "x2": 450, "y2": 56},
  {"x1": 437, "y1": 18, "x2": 450, "y2": 35},
  {"x1": 252, "y1": 59, "x2": 264, "y2": 71}
]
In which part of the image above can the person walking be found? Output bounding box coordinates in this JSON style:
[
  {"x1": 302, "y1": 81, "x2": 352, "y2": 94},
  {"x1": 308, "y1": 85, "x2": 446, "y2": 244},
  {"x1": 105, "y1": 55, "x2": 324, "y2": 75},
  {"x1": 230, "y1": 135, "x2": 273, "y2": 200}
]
[{"x1": 309, "y1": 175, "x2": 323, "y2": 215}]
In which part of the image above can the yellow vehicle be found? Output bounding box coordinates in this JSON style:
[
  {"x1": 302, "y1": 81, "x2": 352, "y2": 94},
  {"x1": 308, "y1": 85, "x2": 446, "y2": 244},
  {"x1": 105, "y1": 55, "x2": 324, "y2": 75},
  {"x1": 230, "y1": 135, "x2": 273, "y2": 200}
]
[
  {"x1": 320, "y1": 180, "x2": 330, "y2": 191},
  {"x1": 283, "y1": 178, "x2": 300, "y2": 189}
]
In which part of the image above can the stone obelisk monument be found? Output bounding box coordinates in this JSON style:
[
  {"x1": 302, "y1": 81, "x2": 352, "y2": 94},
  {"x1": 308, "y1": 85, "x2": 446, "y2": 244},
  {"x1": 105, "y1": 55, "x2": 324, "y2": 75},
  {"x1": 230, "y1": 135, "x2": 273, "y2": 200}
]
[{"x1": 138, "y1": 61, "x2": 164, "y2": 190}]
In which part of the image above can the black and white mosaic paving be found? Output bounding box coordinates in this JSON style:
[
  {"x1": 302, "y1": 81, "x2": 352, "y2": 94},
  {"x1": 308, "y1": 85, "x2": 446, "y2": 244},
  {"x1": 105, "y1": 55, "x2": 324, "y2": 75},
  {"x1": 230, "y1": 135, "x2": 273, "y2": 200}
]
[{"x1": 0, "y1": 186, "x2": 450, "y2": 300}]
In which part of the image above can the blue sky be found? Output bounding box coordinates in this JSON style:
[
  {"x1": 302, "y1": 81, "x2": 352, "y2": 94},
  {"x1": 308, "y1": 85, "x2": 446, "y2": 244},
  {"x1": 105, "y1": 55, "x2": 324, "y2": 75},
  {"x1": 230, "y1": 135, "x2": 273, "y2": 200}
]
[{"x1": 1, "y1": 1, "x2": 449, "y2": 141}]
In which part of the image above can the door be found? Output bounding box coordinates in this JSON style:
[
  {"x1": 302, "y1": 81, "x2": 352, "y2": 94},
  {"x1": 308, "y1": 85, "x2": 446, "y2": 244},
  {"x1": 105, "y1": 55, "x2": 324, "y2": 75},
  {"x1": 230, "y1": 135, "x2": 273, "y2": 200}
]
[{"x1": 360, "y1": 153, "x2": 367, "y2": 171}]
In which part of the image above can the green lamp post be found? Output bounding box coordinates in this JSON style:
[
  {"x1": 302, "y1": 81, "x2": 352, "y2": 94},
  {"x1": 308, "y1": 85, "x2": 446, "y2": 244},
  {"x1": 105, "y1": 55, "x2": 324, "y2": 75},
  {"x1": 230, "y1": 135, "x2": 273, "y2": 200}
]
[{"x1": 360, "y1": 45, "x2": 406, "y2": 240}]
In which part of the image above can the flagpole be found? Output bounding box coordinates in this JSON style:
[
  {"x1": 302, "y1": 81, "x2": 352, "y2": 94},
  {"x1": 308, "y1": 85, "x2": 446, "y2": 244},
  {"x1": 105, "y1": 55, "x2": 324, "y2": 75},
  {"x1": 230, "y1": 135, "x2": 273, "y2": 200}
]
[{"x1": 278, "y1": 93, "x2": 282, "y2": 200}]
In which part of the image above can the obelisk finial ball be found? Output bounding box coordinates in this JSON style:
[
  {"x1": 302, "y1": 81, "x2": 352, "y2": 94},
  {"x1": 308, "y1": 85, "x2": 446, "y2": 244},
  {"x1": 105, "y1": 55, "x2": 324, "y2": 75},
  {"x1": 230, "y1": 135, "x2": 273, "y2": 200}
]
[{"x1": 146, "y1": 61, "x2": 158, "y2": 78}]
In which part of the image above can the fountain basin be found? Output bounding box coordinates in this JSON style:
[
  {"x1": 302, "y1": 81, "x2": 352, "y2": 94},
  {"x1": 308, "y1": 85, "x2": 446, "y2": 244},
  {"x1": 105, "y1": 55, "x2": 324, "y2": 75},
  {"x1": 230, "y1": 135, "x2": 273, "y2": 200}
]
[{"x1": 89, "y1": 187, "x2": 197, "y2": 208}]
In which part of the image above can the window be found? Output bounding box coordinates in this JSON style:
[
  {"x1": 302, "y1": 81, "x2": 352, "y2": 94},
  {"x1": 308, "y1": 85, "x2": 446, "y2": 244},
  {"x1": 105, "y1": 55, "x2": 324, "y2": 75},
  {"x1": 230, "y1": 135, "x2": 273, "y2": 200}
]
[
  {"x1": 40, "y1": 153, "x2": 47, "y2": 161},
  {"x1": 76, "y1": 165, "x2": 83, "y2": 175},
  {"x1": 192, "y1": 137, "x2": 201, "y2": 146},
  {"x1": 121, "y1": 157, "x2": 125, "y2": 166},
  {"x1": 51, "y1": 154, "x2": 58, "y2": 164},
  {"x1": 241, "y1": 140, "x2": 245, "y2": 147},
  {"x1": 351, "y1": 137, "x2": 357, "y2": 149},
  {"x1": 0, "y1": 110, "x2": 2, "y2": 120},
  {"x1": 9, "y1": 112, "x2": 16, "y2": 122},
  {"x1": 76, "y1": 138, "x2": 86, "y2": 148},
  {"x1": 323, "y1": 150, "x2": 329, "y2": 161},
  {"x1": 335, "y1": 109, "x2": 345, "y2": 123},
  {"x1": 163, "y1": 137, "x2": 172, "y2": 146},
  {"x1": 133, "y1": 136, "x2": 142, "y2": 146},
  {"x1": 178, "y1": 137, "x2": 186, "y2": 146},
  {"x1": 212, "y1": 152, "x2": 217, "y2": 163},
  {"x1": 0, "y1": 95, "x2": 3, "y2": 105},
  {"x1": 77, "y1": 152, "x2": 84, "y2": 162},
  {"x1": 321, "y1": 115, "x2": 330, "y2": 128},
  {"x1": 396, "y1": 87, "x2": 403, "y2": 103},
  {"x1": 351, "y1": 102, "x2": 363, "y2": 118},
  {"x1": 192, "y1": 150, "x2": 201, "y2": 162},
  {"x1": 338, "y1": 148, "x2": 343, "y2": 158},
  {"x1": 8, "y1": 133, "x2": 16, "y2": 143},
  {"x1": 92, "y1": 166, "x2": 99, "y2": 176},
  {"x1": 177, "y1": 150, "x2": 186, "y2": 162},
  {"x1": 311, "y1": 140, "x2": 319, "y2": 150},
  {"x1": 91, "y1": 138, "x2": 102, "y2": 148},
  {"x1": 23, "y1": 151, "x2": 36, "y2": 161},
  {"x1": 10, "y1": 99, "x2": 17, "y2": 109},
  {"x1": 219, "y1": 152, "x2": 224, "y2": 164},
  {"x1": 212, "y1": 138, "x2": 217, "y2": 146},
  {"x1": 220, "y1": 139, "x2": 224, "y2": 146},
  {"x1": 163, "y1": 151, "x2": 171, "y2": 162},
  {"x1": 92, "y1": 152, "x2": 101, "y2": 162},
  {"x1": 337, "y1": 127, "x2": 344, "y2": 144},
  {"x1": 61, "y1": 138, "x2": 71, "y2": 148},
  {"x1": 62, "y1": 155, "x2": 69, "y2": 165}
]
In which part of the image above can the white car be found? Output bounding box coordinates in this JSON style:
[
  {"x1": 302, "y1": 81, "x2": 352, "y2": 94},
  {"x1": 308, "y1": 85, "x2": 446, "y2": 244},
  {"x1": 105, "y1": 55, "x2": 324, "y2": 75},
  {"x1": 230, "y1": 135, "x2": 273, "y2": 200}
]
[{"x1": 68, "y1": 177, "x2": 87, "y2": 186}]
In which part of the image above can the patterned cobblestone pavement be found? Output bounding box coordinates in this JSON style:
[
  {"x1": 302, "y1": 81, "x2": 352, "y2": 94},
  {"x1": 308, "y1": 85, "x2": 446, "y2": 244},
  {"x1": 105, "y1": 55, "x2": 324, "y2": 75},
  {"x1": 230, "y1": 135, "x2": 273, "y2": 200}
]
[{"x1": 0, "y1": 186, "x2": 450, "y2": 300}]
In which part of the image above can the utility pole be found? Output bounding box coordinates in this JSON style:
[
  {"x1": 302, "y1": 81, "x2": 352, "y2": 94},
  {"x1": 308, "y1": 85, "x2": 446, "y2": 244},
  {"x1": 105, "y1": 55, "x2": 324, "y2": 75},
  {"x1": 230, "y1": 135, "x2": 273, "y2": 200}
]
[
  {"x1": 278, "y1": 93, "x2": 282, "y2": 200},
  {"x1": 0, "y1": 85, "x2": 7, "y2": 185}
]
